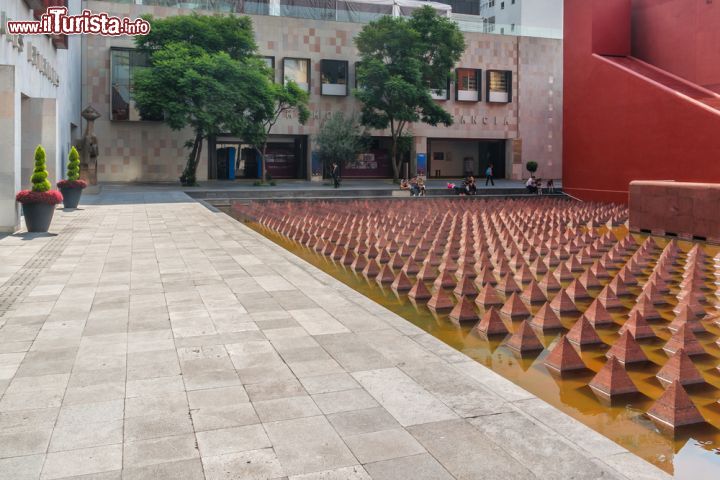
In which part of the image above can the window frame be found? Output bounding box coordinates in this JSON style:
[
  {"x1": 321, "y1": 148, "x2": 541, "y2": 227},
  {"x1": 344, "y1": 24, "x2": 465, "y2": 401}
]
[
  {"x1": 109, "y1": 47, "x2": 160, "y2": 122},
  {"x1": 455, "y1": 68, "x2": 482, "y2": 102},
  {"x1": 429, "y1": 77, "x2": 451, "y2": 101},
  {"x1": 320, "y1": 59, "x2": 349, "y2": 97},
  {"x1": 282, "y1": 57, "x2": 312, "y2": 93},
  {"x1": 486, "y1": 69, "x2": 513, "y2": 103},
  {"x1": 262, "y1": 56, "x2": 276, "y2": 83}
]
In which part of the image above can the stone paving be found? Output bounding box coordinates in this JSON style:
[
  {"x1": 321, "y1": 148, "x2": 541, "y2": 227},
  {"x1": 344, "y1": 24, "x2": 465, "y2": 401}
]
[{"x1": 0, "y1": 190, "x2": 669, "y2": 480}]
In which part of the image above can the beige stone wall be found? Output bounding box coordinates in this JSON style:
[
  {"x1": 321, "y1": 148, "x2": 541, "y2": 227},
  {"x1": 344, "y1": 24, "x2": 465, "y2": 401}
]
[{"x1": 83, "y1": 1, "x2": 561, "y2": 182}]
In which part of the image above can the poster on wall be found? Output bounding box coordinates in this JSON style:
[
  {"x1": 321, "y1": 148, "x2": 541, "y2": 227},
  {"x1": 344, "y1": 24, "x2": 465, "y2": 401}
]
[
  {"x1": 416, "y1": 153, "x2": 426, "y2": 177},
  {"x1": 343, "y1": 150, "x2": 393, "y2": 178}
]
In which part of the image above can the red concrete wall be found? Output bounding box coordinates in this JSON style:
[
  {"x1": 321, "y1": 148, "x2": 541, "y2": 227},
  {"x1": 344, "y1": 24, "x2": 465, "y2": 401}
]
[
  {"x1": 632, "y1": 0, "x2": 720, "y2": 92},
  {"x1": 563, "y1": 0, "x2": 720, "y2": 204}
]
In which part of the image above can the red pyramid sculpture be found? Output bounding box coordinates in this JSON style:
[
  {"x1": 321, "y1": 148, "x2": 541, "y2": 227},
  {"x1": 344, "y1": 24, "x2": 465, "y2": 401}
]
[
  {"x1": 408, "y1": 280, "x2": 432, "y2": 301},
  {"x1": 453, "y1": 275, "x2": 478, "y2": 299},
  {"x1": 376, "y1": 264, "x2": 395, "y2": 284},
  {"x1": 668, "y1": 303, "x2": 706, "y2": 333},
  {"x1": 497, "y1": 272, "x2": 522, "y2": 295},
  {"x1": 402, "y1": 257, "x2": 421, "y2": 275},
  {"x1": 663, "y1": 324, "x2": 706, "y2": 356},
  {"x1": 362, "y1": 259, "x2": 381, "y2": 278},
  {"x1": 389, "y1": 253, "x2": 405, "y2": 269},
  {"x1": 618, "y1": 311, "x2": 655, "y2": 339},
  {"x1": 656, "y1": 348, "x2": 704, "y2": 387},
  {"x1": 427, "y1": 288, "x2": 454, "y2": 312},
  {"x1": 500, "y1": 292, "x2": 531, "y2": 318},
  {"x1": 582, "y1": 300, "x2": 613, "y2": 327},
  {"x1": 605, "y1": 330, "x2": 648, "y2": 364},
  {"x1": 590, "y1": 261, "x2": 611, "y2": 279},
  {"x1": 566, "y1": 316, "x2": 603, "y2": 346},
  {"x1": 391, "y1": 271, "x2": 413, "y2": 292},
  {"x1": 351, "y1": 254, "x2": 368, "y2": 271},
  {"x1": 521, "y1": 280, "x2": 547, "y2": 304},
  {"x1": 433, "y1": 270, "x2": 457, "y2": 290},
  {"x1": 530, "y1": 302, "x2": 563, "y2": 330},
  {"x1": 449, "y1": 295, "x2": 479, "y2": 323},
  {"x1": 553, "y1": 263, "x2": 574, "y2": 282},
  {"x1": 589, "y1": 356, "x2": 639, "y2": 398},
  {"x1": 578, "y1": 270, "x2": 601, "y2": 289},
  {"x1": 609, "y1": 276, "x2": 630, "y2": 296},
  {"x1": 416, "y1": 263, "x2": 437, "y2": 281},
  {"x1": 505, "y1": 320, "x2": 544, "y2": 353},
  {"x1": 544, "y1": 335, "x2": 586, "y2": 373},
  {"x1": 538, "y1": 271, "x2": 562, "y2": 293},
  {"x1": 475, "y1": 284, "x2": 504, "y2": 308},
  {"x1": 646, "y1": 380, "x2": 705, "y2": 430},
  {"x1": 630, "y1": 294, "x2": 661, "y2": 320},
  {"x1": 596, "y1": 285, "x2": 622, "y2": 310},
  {"x1": 474, "y1": 307, "x2": 508, "y2": 336},
  {"x1": 549, "y1": 288, "x2": 578, "y2": 313}
]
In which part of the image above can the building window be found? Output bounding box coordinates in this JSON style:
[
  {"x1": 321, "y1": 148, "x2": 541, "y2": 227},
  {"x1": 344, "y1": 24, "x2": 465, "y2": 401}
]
[
  {"x1": 429, "y1": 77, "x2": 450, "y2": 101},
  {"x1": 484, "y1": 16, "x2": 495, "y2": 33},
  {"x1": 282, "y1": 57, "x2": 311, "y2": 93},
  {"x1": 455, "y1": 68, "x2": 481, "y2": 102},
  {"x1": 321, "y1": 59, "x2": 348, "y2": 96},
  {"x1": 262, "y1": 56, "x2": 275, "y2": 82},
  {"x1": 110, "y1": 48, "x2": 160, "y2": 122},
  {"x1": 501, "y1": 1, "x2": 504, "y2": 9},
  {"x1": 511, "y1": 24, "x2": 515, "y2": 32},
  {"x1": 486, "y1": 70, "x2": 512, "y2": 103}
]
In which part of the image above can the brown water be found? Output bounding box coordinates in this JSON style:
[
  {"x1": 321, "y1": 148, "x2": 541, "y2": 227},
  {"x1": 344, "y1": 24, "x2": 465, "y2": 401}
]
[{"x1": 222, "y1": 207, "x2": 720, "y2": 478}]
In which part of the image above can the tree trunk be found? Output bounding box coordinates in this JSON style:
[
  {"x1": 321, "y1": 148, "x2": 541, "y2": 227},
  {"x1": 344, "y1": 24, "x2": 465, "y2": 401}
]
[
  {"x1": 261, "y1": 143, "x2": 268, "y2": 184},
  {"x1": 390, "y1": 134, "x2": 399, "y2": 182},
  {"x1": 180, "y1": 133, "x2": 203, "y2": 186}
]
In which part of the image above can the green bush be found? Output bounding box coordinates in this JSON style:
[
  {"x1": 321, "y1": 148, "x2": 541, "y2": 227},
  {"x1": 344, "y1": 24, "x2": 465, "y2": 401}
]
[
  {"x1": 67, "y1": 146, "x2": 80, "y2": 181},
  {"x1": 526, "y1": 161, "x2": 538, "y2": 173},
  {"x1": 31, "y1": 145, "x2": 51, "y2": 192}
]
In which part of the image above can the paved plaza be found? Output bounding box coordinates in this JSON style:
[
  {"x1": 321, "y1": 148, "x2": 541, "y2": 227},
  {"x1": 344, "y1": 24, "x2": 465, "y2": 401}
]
[{"x1": 0, "y1": 189, "x2": 668, "y2": 480}]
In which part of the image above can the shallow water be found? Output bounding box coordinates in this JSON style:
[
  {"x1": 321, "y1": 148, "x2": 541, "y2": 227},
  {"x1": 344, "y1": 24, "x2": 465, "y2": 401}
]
[{"x1": 222, "y1": 204, "x2": 720, "y2": 478}]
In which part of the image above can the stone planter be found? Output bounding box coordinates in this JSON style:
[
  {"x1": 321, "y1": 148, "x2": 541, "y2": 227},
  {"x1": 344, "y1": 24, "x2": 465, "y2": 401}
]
[
  {"x1": 59, "y1": 185, "x2": 83, "y2": 209},
  {"x1": 22, "y1": 202, "x2": 56, "y2": 233}
]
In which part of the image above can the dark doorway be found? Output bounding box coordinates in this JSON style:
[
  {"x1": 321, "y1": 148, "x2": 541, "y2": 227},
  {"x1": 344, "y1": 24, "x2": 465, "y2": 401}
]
[
  {"x1": 478, "y1": 140, "x2": 506, "y2": 179},
  {"x1": 427, "y1": 139, "x2": 506, "y2": 179}
]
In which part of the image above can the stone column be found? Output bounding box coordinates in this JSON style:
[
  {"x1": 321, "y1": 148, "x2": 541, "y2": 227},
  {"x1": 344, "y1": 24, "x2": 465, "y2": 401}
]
[
  {"x1": 412, "y1": 135, "x2": 428, "y2": 178},
  {"x1": 0, "y1": 66, "x2": 19, "y2": 232}
]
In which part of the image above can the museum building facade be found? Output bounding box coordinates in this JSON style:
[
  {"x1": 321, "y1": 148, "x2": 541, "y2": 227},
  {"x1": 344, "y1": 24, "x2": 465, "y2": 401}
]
[{"x1": 83, "y1": 0, "x2": 562, "y2": 183}]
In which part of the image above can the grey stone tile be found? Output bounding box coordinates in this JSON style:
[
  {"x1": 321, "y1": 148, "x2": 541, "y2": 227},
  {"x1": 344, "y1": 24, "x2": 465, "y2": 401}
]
[
  {"x1": 311, "y1": 389, "x2": 379, "y2": 415},
  {"x1": 264, "y1": 416, "x2": 357, "y2": 476},
  {"x1": 352, "y1": 368, "x2": 457, "y2": 427},
  {"x1": 125, "y1": 393, "x2": 189, "y2": 418},
  {"x1": 288, "y1": 465, "x2": 371, "y2": 480},
  {"x1": 190, "y1": 403, "x2": 260, "y2": 432},
  {"x1": 196, "y1": 424, "x2": 271, "y2": 457},
  {"x1": 327, "y1": 407, "x2": 400, "y2": 438},
  {"x1": 408, "y1": 419, "x2": 535, "y2": 480},
  {"x1": 253, "y1": 396, "x2": 322, "y2": 423},
  {"x1": 121, "y1": 458, "x2": 205, "y2": 480},
  {"x1": 57, "y1": 400, "x2": 125, "y2": 426},
  {"x1": 452, "y1": 361, "x2": 535, "y2": 402},
  {"x1": 468, "y1": 412, "x2": 610, "y2": 479},
  {"x1": 127, "y1": 361, "x2": 181, "y2": 381},
  {"x1": 0, "y1": 454, "x2": 45, "y2": 480},
  {"x1": 298, "y1": 373, "x2": 360, "y2": 395},
  {"x1": 0, "y1": 389, "x2": 64, "y2": 411},
  {"x1": 183, "y1": 369, "x2": 242, "y2": 391},
  {"x1": 125, "y1": 375, "x2": 185, "y2": 398},
  {"x1": 288, "y1": 309, "x2": 349, "y2": 336},
  {"x1": 202, "y1": 448, "x2": 284, "y2": 480},
  {"x1": 344, "y1": 428, "x2": 425, "y2": 464},
  {"x1": 245, "y1": 378, "x2": 306, "y2": 402},
  {"x1": 187, "y1": 385, "x2": 249, "y2": 409},
  {"x1": 124, "y1": 413, "x2": 194, "y2": 442},
  {"x1": 602, "y1": 452, "x2": 671, "y2": 480},
  {"x1": 363, "y1": 453, "x2": 454, "y2": 480},
  {"x1": 40, "y1": 444, "x2": 122, "y2": 480},
  {"x1": 0, "y1": 408, "x2": 59, "y2": 434},
  {"x1": 0, "y1": 428, "x2": 53, "y2": 458},
  {"x1": 314, "y1": 334, "x2": 393, "y2": 372},
  {"x1": 49, "y1": 420, "x2": 123, "y2": 452},
  {"x1": 123, "y1": 434, "x2": 199, "y2": 469},
  {"x1": 287, "y1": 359, "x2": 345, "y2": 378}
]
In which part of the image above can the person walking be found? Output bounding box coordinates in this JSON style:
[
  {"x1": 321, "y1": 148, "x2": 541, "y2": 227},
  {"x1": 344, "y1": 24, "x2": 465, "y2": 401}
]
[
  {"x1": 330, "y1": 162, "x2": 340, "y2": 188},
  {"x1": 485, "y1": 164, "x2": 495, "y2": 186}
]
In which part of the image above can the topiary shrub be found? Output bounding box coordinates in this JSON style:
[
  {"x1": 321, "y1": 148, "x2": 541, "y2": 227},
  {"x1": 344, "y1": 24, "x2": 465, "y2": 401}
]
[
  {"x1": 57, "y1": 146, "x2": 87, "y2": 189},
  {"x1": 526, "y1": 161, "x2": 538, "y2": 174},
  {"x1": 16, "y1": 145, "x2": 63, "y2": 205},
  {"x1": 31, "y1": 145, "x2": 51, "y2": 192}
]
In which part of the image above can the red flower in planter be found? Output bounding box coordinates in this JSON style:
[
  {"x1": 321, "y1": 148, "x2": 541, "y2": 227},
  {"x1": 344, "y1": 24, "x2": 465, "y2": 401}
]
[
  {"x1": 15, "y1": 190, "x2": 64, "y2": 205},
  {"x1": 57, "y1": 179, "x2": 88, "y2": 189}
]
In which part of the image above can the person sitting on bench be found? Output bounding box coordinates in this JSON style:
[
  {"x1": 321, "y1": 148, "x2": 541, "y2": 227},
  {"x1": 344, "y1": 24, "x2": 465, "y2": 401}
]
[{"x1": 526, "y1": 175, "x2": 539, "y2": 194}]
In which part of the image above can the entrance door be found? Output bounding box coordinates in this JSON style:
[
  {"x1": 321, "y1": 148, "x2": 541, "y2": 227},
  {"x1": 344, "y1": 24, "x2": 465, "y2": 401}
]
[{"x1": 478, "y1": 140, "x2": 506, "y2": 179}]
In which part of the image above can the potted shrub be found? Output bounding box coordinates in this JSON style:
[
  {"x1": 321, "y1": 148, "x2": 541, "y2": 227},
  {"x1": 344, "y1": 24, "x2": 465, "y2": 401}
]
[
  {"x1": 526, "y1": 161, "x2": 538, "y2": 175},
  {"x1": 57, "y1": 146, "x2": 87, "y2": 209},
  {"x1": 15, "y1": 145, "x2": 63, "y2": 232}
]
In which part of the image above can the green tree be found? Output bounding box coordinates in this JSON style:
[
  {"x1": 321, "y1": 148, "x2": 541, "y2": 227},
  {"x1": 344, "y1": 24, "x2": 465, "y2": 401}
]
[
  {"x1": 354, "y1": 6, "x2": 465, "y2": 180},
  {"x1": 256, "y1": 81, "x2": 310, "y2": 184},
  {"x1": 31, "y1": 145, "x2": 51, "y2": 192},
  {"x1": 66, "y1": 146, "x2": 80, "y2": 181},
  {"x1": 134, "y1": 14, "x2": 275, "y2": 186},
  {"x1": 314, "y1": 113, "x2": 368, "y2": 175}
]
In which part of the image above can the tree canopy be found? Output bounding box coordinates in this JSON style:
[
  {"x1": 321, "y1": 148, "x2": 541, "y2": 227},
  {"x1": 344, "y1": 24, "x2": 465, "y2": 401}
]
[
  {"x1": 133, "y1": 14, "x2": 275, "y2": 185},
  {"x1": 354, "y1": 6, "x2": 465, "y2": 180},
  {"x1": 314, "y1": 113, "x2": 369, "y2": 174}
]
